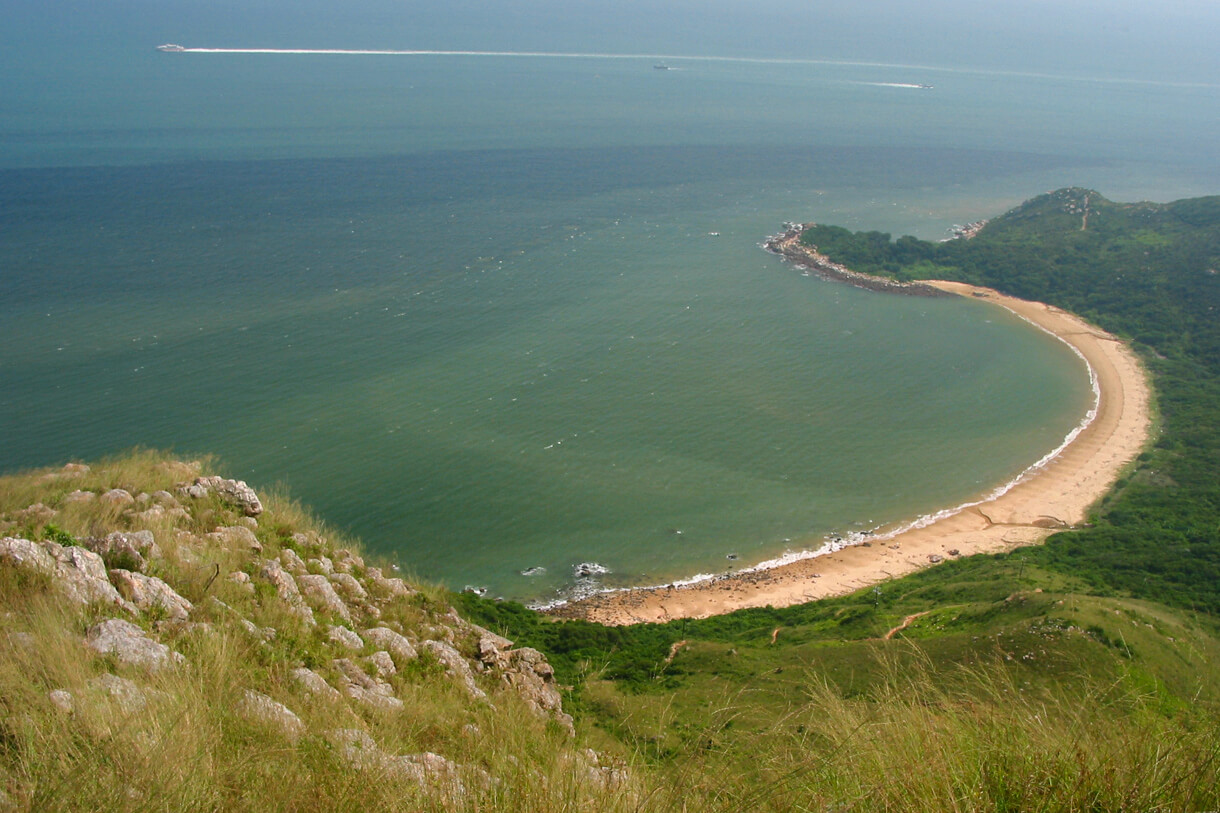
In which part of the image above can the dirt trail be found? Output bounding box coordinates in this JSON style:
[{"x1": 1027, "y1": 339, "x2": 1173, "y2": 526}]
[
  {"x1": 883, "y1": 611, "x2": 931, "y2": 640},
  {"x1": 664, "y1": 639, "x2": 688, "y2": 666}
]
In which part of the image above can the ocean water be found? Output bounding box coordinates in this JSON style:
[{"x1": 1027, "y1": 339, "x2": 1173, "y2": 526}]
[{"x1": 3, "y1": 41, "x2": 1218, "y2": 602}]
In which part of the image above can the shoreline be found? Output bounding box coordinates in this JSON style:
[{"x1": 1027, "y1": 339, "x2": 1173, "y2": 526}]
[{"x1": 547, "y1": 275, "x2": 1152, "y2": 626}]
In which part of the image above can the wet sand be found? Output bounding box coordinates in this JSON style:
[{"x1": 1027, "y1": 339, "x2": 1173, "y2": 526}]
[{"x1": 549, "y1": 280, "x2": 1152, "y2": 625}]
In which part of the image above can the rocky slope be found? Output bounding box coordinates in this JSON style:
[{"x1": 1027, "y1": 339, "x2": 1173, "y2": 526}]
[{"x1": 0, "y1": 453, "x2": 629, "y2": 811}]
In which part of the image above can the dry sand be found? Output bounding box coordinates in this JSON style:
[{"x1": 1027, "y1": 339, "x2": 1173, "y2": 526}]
[{"x1": 550, "y1": 280, "x2": 1152, "y2": 626}]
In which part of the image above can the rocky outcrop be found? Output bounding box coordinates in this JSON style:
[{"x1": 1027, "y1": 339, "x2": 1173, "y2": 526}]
[
  {"x1": 299, "y1": 575, "x2": 352, "y2": 623},
  {"x1": 258, "y1": 560, "x2": 315, "y2": 625},
  {"x1": 181, "y1": 476, "x2": 264, "y2": 516},
  {"x1": 1, "y1": 537, "x2": 133, "y2": 612},
  {"x1": 108, "y1": 569, "x2": 193, "y2": 620},
  {"x1": 325, "y1": 729, "x2": 491, "y2": 799},
  {"x1": 363, "y1": 627, "x2": 418, "y2": 664},
  {"x1": 89, "y1": 673, "x2": 153, "y2": 713},
  {"x1": 85, "y1": 619, "x2": 184, "y2": 671},
  {"x1": 291, "y1": 667, "x2": 342, "y2": 701},
  {"x1": 208, "y1": 525, "x2": 262, "y2": 555},
  {"x1": 423, "y1": 640, "x2": 487, "y2": 701},
  {"x1": 84, "y1": 531, "x2": 161, "y2": 571}
]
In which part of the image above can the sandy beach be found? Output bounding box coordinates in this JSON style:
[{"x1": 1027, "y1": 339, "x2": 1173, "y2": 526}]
[{"x1": 550, "y1": 279, "x2": 1153, "y2": 626}]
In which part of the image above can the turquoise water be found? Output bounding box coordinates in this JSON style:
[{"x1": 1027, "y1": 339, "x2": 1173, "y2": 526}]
[{"x1": 3, "y1": 44, "x2": 1218, "y2": 602}]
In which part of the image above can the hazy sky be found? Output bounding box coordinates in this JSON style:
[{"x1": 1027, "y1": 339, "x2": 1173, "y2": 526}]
[{"x1": 6, "y1": 0, "x2": 1219, "y2": 80}]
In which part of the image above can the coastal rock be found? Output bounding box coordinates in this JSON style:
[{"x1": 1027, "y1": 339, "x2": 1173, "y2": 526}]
[
  {"x1": 235, "y1": 689, "x2": 305, "y2": 741},
  {"x1": 187, "y1": 476, "x2": 264, "y2": 516},
  {"x1": 227, "y1": 571, "x2": 255, "y2": 594},
  {"x1": 300, "y1": 576, "x2": 352, "y2": 623},
  {"x1": 1, "y1": 537, "x2": 132, "y2": 611},
  {"x1": 291, "y1": 667, "x2": 342, "y2": 701},
  {"x1": 423, "y1": 640, "x2": 486, "y2": 701},
  {"x1": 85, "y1": 618, "x2": 184, "y2": 671},
  {"x1": 363, "y1": 627, "x2": 418, "y2": 665},
  {"x1": 14, "y1": 503, "x2": 56, "y2": 525},
  {"x1": 258, "y1": 560, "x2": 315, "y2": 625},
  {"x1": 108, "y1": 569, "x2": 192, "y2": 620},
  {"x1": 308, "y1": 556, "x2": 334, "y2": 575},
  {"x1": 332, "y1": 548, "x2": 363, "y2": 573},
  {"x1": 84, "y1": 530, "x2": 160, "y2": 571},
  {"x1": 62, "y1": 490, "x2": 96, "y2": 505},
  {"x1": 332, "y1": 657, "x2": 402, "y2": 711}
]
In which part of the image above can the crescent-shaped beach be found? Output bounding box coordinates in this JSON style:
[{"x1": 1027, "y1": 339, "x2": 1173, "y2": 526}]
[{"x1": 551, "y1": 280, "x2": 1153, "y2": 625}]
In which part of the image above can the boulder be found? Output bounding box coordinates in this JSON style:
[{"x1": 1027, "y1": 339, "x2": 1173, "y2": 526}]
[
  {"x1": 279, "y1": 548, "x2": 307, "y2": 574},
  {"x1": 502, "y1": 647, "x2": 573, "y2": 734},
  {"x1": 62, "y1": 490, "x2": 96, "y2": 504},
  {"x1": 328, "y1": 572, "x2": 367, "y2": 602},
  {"x1": 85, "y1": 618, "x2": 184, "y2": 670},
  {"x1": 48, "y1": 689, "x2": 74, "y2": 714},
  {"x1": 423, "y1": 640, "x2": 486, "y2": 701},
  {"x1": 300, "y1": 577, "x2": 352, "y2": 623},
  {"x1": 332, "y1": 657, "x2": 402, "y2": 711},
  {"x1": 98, "y1": 489, "x2": 135, "y2": 507},
  {"x1": 308, "y1": 556, "x2": 334, "y2": 576},
  {"x1": 235, "y1": 690, "x2": 305, "y2": 741},
  {"x1": 367, "y1": 650, "x2": 396, "y2": 679},
  {"x1": 108, "y1": 569, "x2": 192, "y2": 621},
  {"x1": 324, "y1": 730, "x2": 486, "y2": 798},
  {"x1": 1, "y1": 537, "x2": 132, "y2": 611},
  {"x1": 365, "y1": 567, "x2": 416, "y2": 599},
  {"x1": 84, "y1": 530, "x2": 160, "y2": 571},
  {"x1": 362, "y1": 627, "x2": 418, "y2": 665},
  {"x1": 291, "y1": 667, "x2": 342, "y2": 702},
  {"x1": 88, "y1": 673, "x2": 150, "y2": 713},
  {"x1": 327, "y1": 625, "x2": 363, "y2": 650},
  {"x1": 187, "y1": 476, "x2": 263, "y2": 516},
  {"x1": 208, "y1": 526, "x2": 262, "y2": 555},
  {"x1": 258, "y1": 560, "x2": 315, "y2": 625}
]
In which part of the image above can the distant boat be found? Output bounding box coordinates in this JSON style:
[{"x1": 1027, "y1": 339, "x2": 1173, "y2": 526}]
[
  {"x1": 156, "y1": 44, "x2": 186, "y2": 52},
  {"x1": 916, "y1": 83, "x2": 934, "y2": 90},
  {"x1": 653, "y1": 63, "x2": 670, "y2": 70}
]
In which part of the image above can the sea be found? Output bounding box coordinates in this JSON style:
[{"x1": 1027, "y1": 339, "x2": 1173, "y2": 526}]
[{"x1": 3, "y1": 24, "x2": 1219, "y2": 604}]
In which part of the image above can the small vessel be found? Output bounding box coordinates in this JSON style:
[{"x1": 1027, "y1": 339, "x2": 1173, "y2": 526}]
[
  {"x1": 653, "y1": 63, "x2": 670, "y2": 70},
  {"x1": 916, "y1": 83, "x2": 933, "y2": 90},
  {"x1": 156, "y1": 44, "x2": 186, "y2": 52}
]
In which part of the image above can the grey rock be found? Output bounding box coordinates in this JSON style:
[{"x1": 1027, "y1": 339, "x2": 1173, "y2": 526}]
[
  {"x1": 367, "y1": 650, "x2": 396, "y2": 678},
  {"x1": 189, "y1": 476, "x2": 264, "y2": 516},
  {"x1": 307, "y1": 556, "x2": 334, "y2": 575},
  {"x1": 48, "y1": 689, "x2": 74, "y2": 713},
  {"x1": 363, "y1": 627, "x2": 418, "y2": 665},
  {"x1": 502, "y1": 647, "x2": 573, "y2": 734},
  {"x1": 150, "y1": 491, "x2": 179, "y2": 506},
  {"x1": 239, "y1": 619, "x2": 277, "y2": 642},
  {"x1": 84, "y1": 530, "x2": 161, "y2": 571},
  {"x1": 227, "y1": 570, "x2": 255, "y2": 594},
  {"x1": 323, "y1": 730, "x2": 478, "y2": 797},
  {"x1": 258, "y1": 560, "x2": 315, "y2": 625},
  {"x1": 279, "y1": 548, "x2": 307, "y2": 574},
  {"x1": 108, "y1": 569, "x2": 192, "y2": 620},
  {"x1": 99, "y1": 489, "x2": 135, "y2": 507},
  {"x1": 423, "y1": 640, "x2": 486, "y2": 701},
  {"x1": 327, "y1": 625, "x2": 364, "y2": 650},
  {"x1": 291, "y1": 667, "x2": 342, "y2": 701},
  {"x1": 1, "y1": 537, "x2": 132, "y2": 611},
  {"x1": 332, "y1": 548, "x2": 363, "y2": 573},
  {"x1": 209, "y1": 525, "x2": 262, "y2": 555},
  {"x1": 235, "y1": 689, "x2": 305, "y2": 741},
  {"x1": 88, "y1": 673, "x2": 149, "y2": 713},
  {"x1": 85, "y1": 618, "x2": 184, "y2": 670},
  {"x1": 365, "y1": 567, "x2": 416, "y2": 599},
  {"x1": 300, "y1": 576, "x2": 352, "y2": 623},
  {"x1": 62, "y1": 490, "x2": 96, "y2": 504},
  {"x1": 328, "y1": 572, "x2": 367, "y2": 602}
]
